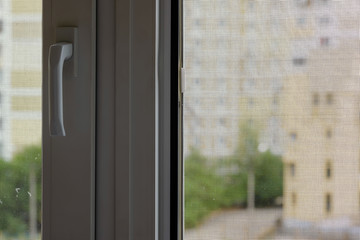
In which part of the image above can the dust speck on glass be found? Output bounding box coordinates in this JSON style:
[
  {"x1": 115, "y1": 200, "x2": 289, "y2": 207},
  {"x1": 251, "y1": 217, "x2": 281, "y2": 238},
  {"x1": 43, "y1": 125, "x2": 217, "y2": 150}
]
[
  {"x1": 183, "y1": 0, "x2": 360, "y2": 239},
  {"x1": 0, "y1": 0, "x2": 42, "y2": 239}
]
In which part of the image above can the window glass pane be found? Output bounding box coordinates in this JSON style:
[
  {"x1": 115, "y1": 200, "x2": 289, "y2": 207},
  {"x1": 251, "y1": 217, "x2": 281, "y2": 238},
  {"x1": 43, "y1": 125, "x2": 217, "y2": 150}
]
[
  {"x1": 0, "y1": 0, "x2": 42, "y2": 239},
  {"x1": 183, "y1": 0, "x2": 360, "y2": 239}
]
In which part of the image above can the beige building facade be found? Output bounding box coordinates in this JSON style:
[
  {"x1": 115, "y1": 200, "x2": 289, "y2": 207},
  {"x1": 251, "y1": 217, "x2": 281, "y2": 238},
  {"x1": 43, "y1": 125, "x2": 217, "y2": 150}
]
[
  {"x1": 282, "y1": 0, "x2": 360, "y2": 224},
  {"x1": 0, "y1": 0, "x2": 41, "y2": 159}
]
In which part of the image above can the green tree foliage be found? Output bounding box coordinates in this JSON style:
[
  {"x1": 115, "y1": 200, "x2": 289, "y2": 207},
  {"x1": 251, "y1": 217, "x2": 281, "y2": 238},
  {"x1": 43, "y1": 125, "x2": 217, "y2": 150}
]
[
  {"x1": 218, "y1": 166, "x2": 247, "y2": 208},
  {"x1": 184, "y1": 149, "x2": 226, "y2": 228},
  {"x1": 233, "y1": 121, "x2": 283, "y2": 207},
  {"x1": 255, "y1": 151, "x2": 283, "y2": 206},
  {"x1": 0, "y1": 145, "x2": 41, "y2": 236},
  {"x1": 185, "y1": 123, "x2": 283, "y2": 228}
]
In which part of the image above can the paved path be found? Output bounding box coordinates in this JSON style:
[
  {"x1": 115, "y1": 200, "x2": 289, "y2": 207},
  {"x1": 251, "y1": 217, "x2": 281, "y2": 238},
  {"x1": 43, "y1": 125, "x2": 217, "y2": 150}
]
[{"x1": 184, "y1": 208, "x2": 282, "y2": 240}]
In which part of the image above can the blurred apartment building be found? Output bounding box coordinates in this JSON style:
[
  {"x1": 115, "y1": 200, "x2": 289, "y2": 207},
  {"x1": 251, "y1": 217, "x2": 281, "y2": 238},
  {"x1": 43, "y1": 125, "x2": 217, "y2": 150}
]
[
  {"x1": 185, "y1": 0, "x2": 360, "y2": 227},
  {"x1": 0, "y1": 0, "x2": 41, "y2": 160},
  {"x1": 282, "y1": 0, "x2": 360, "y2": 226},
  {"x1": 184, "y1": 0, "x2": 242, "y2": 158},
  {"x1": 183, "y1": 0, "x2": 286, "y2": 158}
]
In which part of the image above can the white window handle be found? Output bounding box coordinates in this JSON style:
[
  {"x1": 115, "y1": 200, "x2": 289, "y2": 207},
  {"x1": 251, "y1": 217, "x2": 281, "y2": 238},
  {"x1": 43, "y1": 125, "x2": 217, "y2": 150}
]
[{"x1": 48, "y1": 42, "x2": 73, "y2": 136}]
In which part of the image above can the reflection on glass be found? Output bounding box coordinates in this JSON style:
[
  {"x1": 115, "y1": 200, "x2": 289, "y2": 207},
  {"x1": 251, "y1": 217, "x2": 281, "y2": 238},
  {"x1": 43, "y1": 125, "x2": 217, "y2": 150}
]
[
  {"x1": 184, "y1": 0, "x2": 360, "y2": 239},
  {"x1": 0, "y1": 0, "x2": 42, "y2": 239}
]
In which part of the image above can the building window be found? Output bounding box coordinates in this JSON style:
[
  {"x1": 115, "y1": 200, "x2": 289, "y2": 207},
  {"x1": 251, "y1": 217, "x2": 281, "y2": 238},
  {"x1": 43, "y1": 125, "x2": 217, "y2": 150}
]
[
  {"x1": 248, "y1": 0, "x2": 255, "y2": 10},
  {"x1": 248, "y1": 98, "x2": 254, "y2": 107},
  {"x1": 326, "y1": 193, "x2": 332, "y2": 213},
  {"x1": 290, "y1": 132, "x2": 297, "y2": 142},
  {"x1": 218, "y1": 97, "x2": 224, "y2": 106},
  {"x1": 319, "y1": 16, "x2": 330, "y2": 26},
  {"x1": 194, "y1": 136, "x2": 200, "y2": 147},
  {"x1": 296, "y1": 17, "x2": 306, "y2": 26},
  {"x1": 218, "y1": 118, "x2": 225, "y2": 127},
  {"x1": 320, "y1": 37, "x2": 329, "y2": 46},
  {"x1": 219, "y1": 137, "x2": 225, "y2": 147},
  {"x1": 313, "y1": 93, "x2": 320, "y2": 105},
  {"x1": 273, "y1": 96, "x2": 278, "y2": 107},
  {"x1": 289, "y1": 163, "x2": 296, "y2": 177},
  {"x1": 326, "y1": 129, "x2": 332, "y2": 138},
  {"x1": 292, "y1": 192, "x2": 297, "y2": 207},
  {"x1": 194, "y1": 78, "x2": 200, "y2": 85},
  {"x1": 248, "y1": 119, "x2": 254, "y2": 128},
  {"x1": 195, "y1": 39, "x2": 201, "y2": 47},
  {"x1": 218, "y1": 19, "x2": 226, "y2": 26},
  {"x1": 293, "y1": 58, "x2": 306, "y2": 66},
  {"x1": 326, "y1": 161, "x2": 332, "y2": 179},
  {"x1": 194, "y1": 19, "x2": 201, "y2": 26},
  {"x1": 326, "y1": 93, "x2": 333, "y2": 104},
  {"x1": 247, "y1": 78, "x2": 255, "y2": 88}
]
